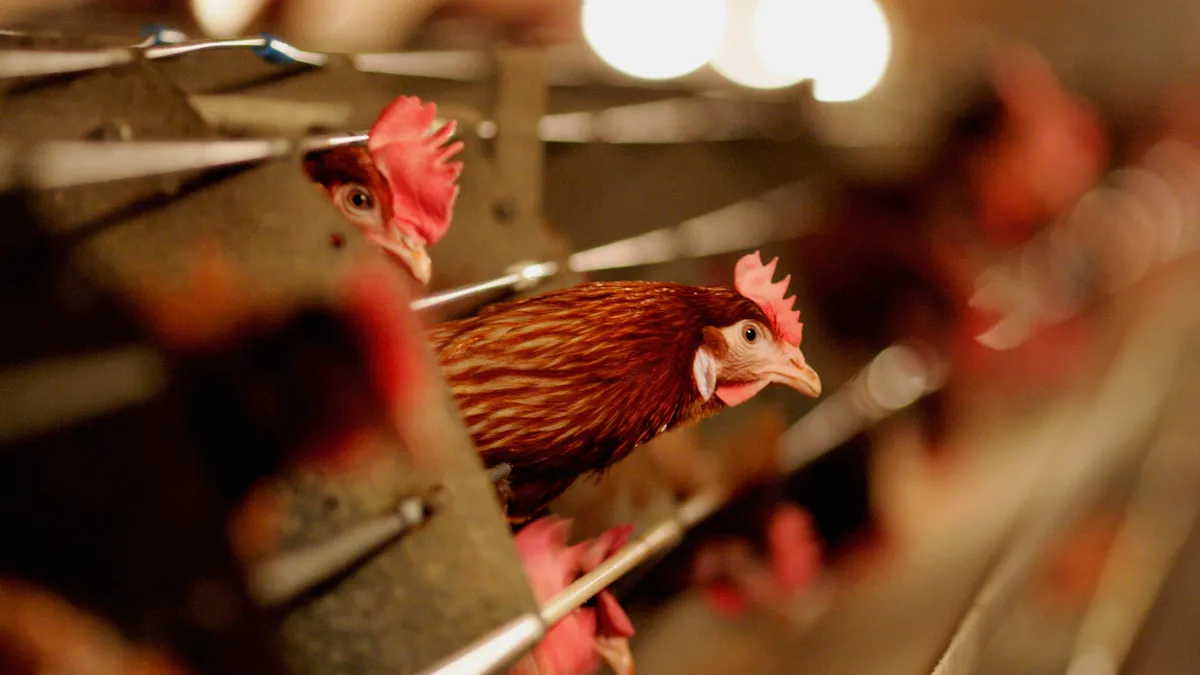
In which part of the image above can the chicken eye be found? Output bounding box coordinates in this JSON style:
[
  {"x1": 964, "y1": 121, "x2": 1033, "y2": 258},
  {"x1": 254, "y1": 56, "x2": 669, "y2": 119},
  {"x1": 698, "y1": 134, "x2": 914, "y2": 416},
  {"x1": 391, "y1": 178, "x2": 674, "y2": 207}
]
[
  {"x1": 743, "y1": 324, "x2": 758, "y2": 343},
  {"x1": 344, "y1": 186, "x2": 374, "y2": 212}
]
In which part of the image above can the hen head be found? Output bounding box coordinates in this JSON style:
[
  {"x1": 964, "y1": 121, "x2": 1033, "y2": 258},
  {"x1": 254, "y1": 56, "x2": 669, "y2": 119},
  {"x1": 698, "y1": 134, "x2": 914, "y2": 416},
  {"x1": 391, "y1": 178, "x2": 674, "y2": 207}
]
[
  {"x1": 304, "y1": 96, "x2": 464, "y2": 285},
  {"x1": 693, "y1": 251, "x2": 822, "y2": 407}
]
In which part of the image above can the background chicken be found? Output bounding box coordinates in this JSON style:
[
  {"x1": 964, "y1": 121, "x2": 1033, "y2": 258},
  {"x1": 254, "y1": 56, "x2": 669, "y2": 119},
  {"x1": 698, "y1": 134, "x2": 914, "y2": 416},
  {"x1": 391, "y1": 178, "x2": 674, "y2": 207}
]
[
  {"x1": 508, "y1": 518, "x2": 635, "y2": 675},
  {"x1": 303, "y1": 96, "x2": 463, "y2": 286},
  {"x1": 428, "y1": 251, "x2": 822, "y2": 523}
]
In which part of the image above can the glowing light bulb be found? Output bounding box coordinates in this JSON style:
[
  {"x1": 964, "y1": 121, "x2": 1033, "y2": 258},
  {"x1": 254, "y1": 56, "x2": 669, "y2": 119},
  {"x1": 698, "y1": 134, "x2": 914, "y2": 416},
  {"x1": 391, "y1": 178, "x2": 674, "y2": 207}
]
[
  {"x1": 582, "y1": 0, "x2": 728, "y2": 81},
  {"x1": 750, "y1": 0, "x2": 822, "y2": 84},
  {"x1": 192, "y1": 0, "x2": 269, "y2": 37},
  {"x1": 711, "y1": 0, "x2": 805, "y2": 89},
  {"x1": 753, "y1": 0, "x2": 892, "y2": 103}
]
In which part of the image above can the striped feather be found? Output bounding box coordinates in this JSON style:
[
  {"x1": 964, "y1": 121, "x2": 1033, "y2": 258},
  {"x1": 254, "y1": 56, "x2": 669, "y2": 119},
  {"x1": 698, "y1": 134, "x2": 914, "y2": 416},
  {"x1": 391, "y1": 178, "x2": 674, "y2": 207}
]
[{"x1": 428, "y1": 281, "x2": 769, "y2": 519}]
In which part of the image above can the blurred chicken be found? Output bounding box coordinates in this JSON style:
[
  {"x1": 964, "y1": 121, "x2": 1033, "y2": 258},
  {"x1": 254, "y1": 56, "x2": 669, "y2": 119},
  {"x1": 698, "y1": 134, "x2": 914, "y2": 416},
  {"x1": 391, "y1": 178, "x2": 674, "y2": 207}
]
[
  {"x1": 691, "y1": 504, "x2": 824, "y2": 620},
  {"x1": 304, "y1": 96, "x2": 463, "y2": 286},
  {"x1": 428, "y1": 251, "x2": 822, "y2": 523},
  {"x1": 0, "y1": 578, "x2": 191, "y2": 675},
  {"x1": 508, "y1": 518, "x2": 634, "y2": 675},
  {"x1": 135, "y1": 253, "x2": 434, "y2": 567}
]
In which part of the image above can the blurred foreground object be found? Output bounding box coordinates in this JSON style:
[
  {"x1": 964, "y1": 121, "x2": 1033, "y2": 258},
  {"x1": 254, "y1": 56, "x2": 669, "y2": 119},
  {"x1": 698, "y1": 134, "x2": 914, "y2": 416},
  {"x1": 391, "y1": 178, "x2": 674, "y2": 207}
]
[
  {"x1": 0, "y1": 31, "x2": 549, "y2": 670},
  {"x1": 0, "y1": 578, "x2": 192, "y2": 675},
  {"x1": 970, "y1": 45, "x2": 1109, "y2": 248}
]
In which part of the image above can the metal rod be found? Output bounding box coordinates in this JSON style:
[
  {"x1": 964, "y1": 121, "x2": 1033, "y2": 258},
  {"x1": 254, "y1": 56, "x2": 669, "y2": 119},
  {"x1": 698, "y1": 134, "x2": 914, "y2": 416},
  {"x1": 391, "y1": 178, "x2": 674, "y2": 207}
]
[
  {"x1": 353, "y1": 51, "x2": 491, "y2": 80},
  {"x1": 1064, "y1": 458, "x2": 1200, "y2": 675},
  {"x1": 250, "y1": 489, "x2": 443, "y2": 607},
  {"x1": 0, "y1": 31, "x2": 328, "y2": 79},
  {"x1": 1064, "y1": 371, "x2": 1200, "y2": 675},
  {"x1": 0, "y1": 131, "x2": 397, "y2": 190},
  {"x1": 416, "y1": 613, "x2": 545, "y2": 675},
  {"x1": 147, "y1": 36, "x2": 329, "y2": 67},
  {"x1": 298, "y1": 131, "x2": 369, "y2": 152},
  {"x1": 410, "y1": 262, "x2": 559, "y2": 312},
  {"x1": 0, "y1": 345, "x2": 167, "y2": 445},
  {"x1": 410, "y1": 181, "x2": 820, "y2": 312},
  {"x1": 568, "y1": 181, "x2": 819, "y2": 273},
  {"x1": 0, "y1": 48, "x2": 133, "y2": 78},
  {"x1": 144, "y1": 37, "x2": 268, "y2": 60},
  {"x1": 0, "y1": 27, "x2": 756, "y2": 104},
  {"x1": 0, "y1": 138, "x2": 297, "y2": 190},
  {"x1": 0, "y1": 32, "x2": 781, "y2": 143},
  {"x1": 540, "y1": 513, "x2": 689, "y2": 626},
  {"x1": 779, "y1": 343, "x2": 947, "y2": 473}
]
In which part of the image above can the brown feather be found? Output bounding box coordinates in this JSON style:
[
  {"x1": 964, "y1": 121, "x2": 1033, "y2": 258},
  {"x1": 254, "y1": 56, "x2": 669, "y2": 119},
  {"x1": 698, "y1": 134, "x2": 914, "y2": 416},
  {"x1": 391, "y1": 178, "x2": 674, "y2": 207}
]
[{"x1": 428, "y1": 281, "x2": 772, "y2": 519}]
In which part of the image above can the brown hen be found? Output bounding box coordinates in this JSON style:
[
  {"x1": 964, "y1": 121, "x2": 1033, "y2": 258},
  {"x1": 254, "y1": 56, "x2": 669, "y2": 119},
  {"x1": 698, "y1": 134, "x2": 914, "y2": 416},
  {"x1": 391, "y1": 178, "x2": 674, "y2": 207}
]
[{"x1": 429, "y1": 252, "x2": 822, "y2": 522}]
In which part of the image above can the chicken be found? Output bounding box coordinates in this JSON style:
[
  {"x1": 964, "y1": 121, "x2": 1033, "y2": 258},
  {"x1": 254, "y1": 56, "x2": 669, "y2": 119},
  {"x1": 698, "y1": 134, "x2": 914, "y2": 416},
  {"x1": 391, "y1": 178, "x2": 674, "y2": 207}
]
[
  {"x1": 134, "y1": 253, "x2": 434, "y2": 566},
  {"x1": 0, "y1": 577, "x2": 192, "y2": 675},
  {"x1": 507, "y1": 518, "x2": 635, "y2": 675},
  {"x1": 429, "y1": 251, "x2": 821, "y2": 523},
  {"x1": 303, "y1": 96, "x2": 464, "y2": 285},
  {"x1": 691, "y1": 504, "x2": 823, "y2": 619}
]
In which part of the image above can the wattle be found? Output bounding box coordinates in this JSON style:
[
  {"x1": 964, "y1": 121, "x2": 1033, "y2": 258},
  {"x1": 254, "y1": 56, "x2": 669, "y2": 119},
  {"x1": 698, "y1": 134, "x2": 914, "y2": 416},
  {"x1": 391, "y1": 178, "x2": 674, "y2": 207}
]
[{"x1": 715, "y1": 381, "x2": 768, "y2": 407}]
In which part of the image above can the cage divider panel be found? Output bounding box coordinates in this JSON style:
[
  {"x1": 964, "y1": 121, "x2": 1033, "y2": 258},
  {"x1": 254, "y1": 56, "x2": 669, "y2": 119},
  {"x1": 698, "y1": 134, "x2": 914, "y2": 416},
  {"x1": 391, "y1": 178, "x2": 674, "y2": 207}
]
[{"x1": 0, "y1": 32, "x2": 552, "y2": 675}]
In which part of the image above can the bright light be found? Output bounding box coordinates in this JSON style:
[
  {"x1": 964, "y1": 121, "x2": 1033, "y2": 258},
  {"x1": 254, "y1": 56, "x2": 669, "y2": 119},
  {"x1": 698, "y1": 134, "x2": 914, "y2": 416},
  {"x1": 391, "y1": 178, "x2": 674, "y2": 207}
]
[
  {"x1": 753, "y1": 0, "x2": 892, "y2": 103},
  {"x1": 192, "y1": 0, "x2": 269, "y2": 37},
  {"x1": 748, "y1": 0, "x2": 821, "y2": 84},
  {"x1": 582, "y1": 0, "x2": 728, "y2": 81},
  {"x1": 711, "y1": 0, "x2": 805, "y2": 89}
]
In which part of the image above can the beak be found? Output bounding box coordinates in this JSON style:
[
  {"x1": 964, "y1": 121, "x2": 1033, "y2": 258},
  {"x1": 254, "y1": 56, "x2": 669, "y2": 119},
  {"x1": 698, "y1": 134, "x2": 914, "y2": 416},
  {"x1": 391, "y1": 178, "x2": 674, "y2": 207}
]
[
  {"x1": 375, "y1": 233, "x2": 432, "y2": 286},
  {"x1": 768, "y1": 345, "x2": 822, "y2": 398}
]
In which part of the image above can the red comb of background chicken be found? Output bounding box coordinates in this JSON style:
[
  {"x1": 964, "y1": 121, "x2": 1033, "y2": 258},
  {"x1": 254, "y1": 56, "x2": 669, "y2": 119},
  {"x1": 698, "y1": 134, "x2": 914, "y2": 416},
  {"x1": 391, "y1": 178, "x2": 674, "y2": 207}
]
[
  {"x1": 366, "y1": 96, "x2": 464, "y2": 248},
  {"x1": 509, "y1": 518, "x2": 635, "y2": 675},
  {"x1": 734, "y1": 251, "x2": 804, "y2": 347}
]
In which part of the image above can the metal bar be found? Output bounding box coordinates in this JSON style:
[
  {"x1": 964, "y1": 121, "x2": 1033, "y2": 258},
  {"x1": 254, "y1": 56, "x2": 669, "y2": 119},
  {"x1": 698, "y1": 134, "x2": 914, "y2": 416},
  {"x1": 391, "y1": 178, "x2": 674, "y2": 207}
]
[
  {"x1": 540, "y1": 513, "x2": 690, "y2": 626},
  {"x1": 250, "y1": 490, "x2": 443, "y2": 607},
  {"x1": 0, "y1": 32, "x2": 779, "y2": 143},
  {"x1": 780, "y1": 343, "x2": 946, "y2": 473},
  {"x1": 1064, "y1": 364, "x2": 1200, "y2": 674},
  {"x1": 353, "y1": 51, "x2": 491, "y2": 80},
  {"x1": 144, "y1": 37, "x2": 268, "y2": 60},
  {"x1": 0, "y1": 26, "x2": 737, "y2": 96},
  {"x1": 568, "y1": 181, "x2": 819, "y2": 273},
  {"x1": 409, "y1": 181, "x2": 820, "y2": 312},
  {"x1": 410, "y1": 262, "x2": 559, "y2": 312},
  {"x1": 148, "y1": 36, "x2": 329, "y2": 67},
  {"x1": 0, "y1": 138, "x2": 295, "y2": 190},
  {"x1": 188, "y1": 95, "x2": 356, "y2": 137},
  {"x1": 417, "y1": 613, "x2": 545, "y2": 675},
  {"x1": 0, "y1": 345, "x2": 167, "y2": 445},
  {"x1": 0, "y1": 31, "x2": 329, "y2": 80},
  {"x1": 298, "y1": 132, "x2": 369, "y2": 152},
  {"x1": 0, "y1": 48, "x2": 133, "y2": 78},
  {"x1": 1064, "y1": 452, "x2": 1200, "y2": 675}
]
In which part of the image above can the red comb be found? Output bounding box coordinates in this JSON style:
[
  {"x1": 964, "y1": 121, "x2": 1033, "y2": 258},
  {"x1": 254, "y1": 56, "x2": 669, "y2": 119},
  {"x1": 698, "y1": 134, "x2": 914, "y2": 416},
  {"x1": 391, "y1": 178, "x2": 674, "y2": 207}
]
[
  {"x1": 734, "y1": 251, "x2": 804, "y2": 347},
  {"x1": 367, "y1": 96, "x2": 464, "y2": 247}
]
